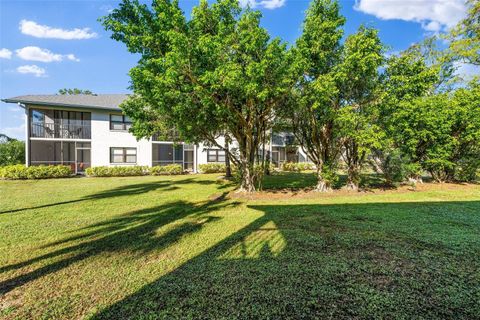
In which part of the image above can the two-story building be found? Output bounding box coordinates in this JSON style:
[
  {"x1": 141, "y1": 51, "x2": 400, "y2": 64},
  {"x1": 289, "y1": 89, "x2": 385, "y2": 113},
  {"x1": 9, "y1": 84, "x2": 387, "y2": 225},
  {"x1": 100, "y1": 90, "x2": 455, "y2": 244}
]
[{"x1": 2, "y1": 94, "x2": 308, "y2": 173}]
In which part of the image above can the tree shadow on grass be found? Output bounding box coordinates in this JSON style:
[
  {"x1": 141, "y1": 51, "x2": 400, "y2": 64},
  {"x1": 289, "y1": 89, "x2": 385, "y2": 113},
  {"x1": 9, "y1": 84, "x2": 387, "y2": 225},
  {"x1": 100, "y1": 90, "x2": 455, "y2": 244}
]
[
  {"x1": 0, "y1": 177, "x2": 229, "y2": 215},
  {"x1": 91, "y1": 200, "x2": 480, "y2": 319},
  {"x1": 0, "y1": 193, "x2": 237, "y2": 295}
]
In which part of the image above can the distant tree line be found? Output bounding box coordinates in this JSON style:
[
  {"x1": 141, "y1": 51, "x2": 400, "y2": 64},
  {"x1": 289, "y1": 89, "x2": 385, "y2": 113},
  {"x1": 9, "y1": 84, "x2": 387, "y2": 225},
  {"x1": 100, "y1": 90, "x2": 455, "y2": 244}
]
[
  {"x1": 58, "y1": 88, "x2": 95, "y2": 95},
  {"x1": 0, "y1": 134, "x2": 25, "y2": 166},
  {"x1": 102, "y1": 0, "x2": 480, "y2": 192}
]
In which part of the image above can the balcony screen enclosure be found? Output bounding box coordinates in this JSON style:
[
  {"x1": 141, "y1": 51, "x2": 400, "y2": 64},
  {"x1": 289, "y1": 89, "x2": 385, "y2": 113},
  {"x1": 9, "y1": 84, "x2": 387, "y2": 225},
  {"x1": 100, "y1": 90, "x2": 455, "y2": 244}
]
[
  {"x1": 30, "y1": 108, "x2": 91, "y2": 139},
  {"x1": 152, "y1": 143, "x2": 194, "y2": 171},
  {"x1": 30, "y1": 140, "x2": 91, "y2": 173}
]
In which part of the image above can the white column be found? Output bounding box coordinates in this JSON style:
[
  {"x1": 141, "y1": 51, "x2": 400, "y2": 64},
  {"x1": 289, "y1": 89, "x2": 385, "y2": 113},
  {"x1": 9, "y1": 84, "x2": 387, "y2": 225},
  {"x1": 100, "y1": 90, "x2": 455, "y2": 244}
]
[
  {"x1": 24, "y1": 105, "x2": 29, "y2": 166},
  {"x1": 193, "y1": 144, "x2": 198, "y2": 173}
]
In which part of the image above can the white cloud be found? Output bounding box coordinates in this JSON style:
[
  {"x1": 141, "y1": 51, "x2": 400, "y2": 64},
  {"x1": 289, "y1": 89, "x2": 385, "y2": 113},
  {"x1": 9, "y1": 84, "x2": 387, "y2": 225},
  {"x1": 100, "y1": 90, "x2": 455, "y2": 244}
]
[
  {"x1": 19, "y1": 19, "x2": 98, "y2": 40},
  {"x1": 422, "y1": 21, "x2": 442, "y2": 32},
  {"x1": 16, "y1": 46, "x2": 79, "y2": 63},
  {"x1": 0, "y1": 123, "x2": 25, "y2": 140},
  {"x1": 66, "y1": 54, "x2": 80, "y2": 62},
  {"x1": 0, "y1": 48, "x2": 12, "y2": 59},
  {"x1": 354, "y1": 0, "x2": 466, "y2": 31},
  {"x1": 240, "y1": 0, "x2": 285, "y2": 10},
  {"x1": 100, "y1": 4, "x2": 114, "y2": 13},
  {"x1": 16, "y1": 65, "x2": 47, "y2": 77},
  {"x1": 454, "y1": 62, "x2": 480, "y2": 81},
  {"x1": 8, "y1": 106, "x2": 22, "y2": 113}
]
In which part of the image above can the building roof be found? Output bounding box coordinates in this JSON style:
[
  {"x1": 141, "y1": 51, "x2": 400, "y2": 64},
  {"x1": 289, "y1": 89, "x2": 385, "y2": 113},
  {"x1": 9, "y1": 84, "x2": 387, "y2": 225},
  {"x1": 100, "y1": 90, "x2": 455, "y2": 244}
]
[{"x1": 2, "y1": 94, "x2": 129, "y2": 111}]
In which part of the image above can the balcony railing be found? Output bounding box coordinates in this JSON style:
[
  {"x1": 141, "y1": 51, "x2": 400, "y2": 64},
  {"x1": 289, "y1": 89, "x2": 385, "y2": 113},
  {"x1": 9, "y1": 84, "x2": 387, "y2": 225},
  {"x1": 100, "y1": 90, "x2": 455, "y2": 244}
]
[{"x1": 30, "y1": 123, "x2": 91, "y2": 139}]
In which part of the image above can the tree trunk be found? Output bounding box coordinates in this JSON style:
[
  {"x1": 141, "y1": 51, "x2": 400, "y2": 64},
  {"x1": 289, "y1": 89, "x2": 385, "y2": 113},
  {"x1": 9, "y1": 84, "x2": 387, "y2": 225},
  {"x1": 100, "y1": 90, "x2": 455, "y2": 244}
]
[
  {"x1": 239, "y1": 161, "x2": 255, "y2": 192},
  {"x1": 264, "y1": 150, "x2": 271, "y2": 176},
  {"x1": 225, "y1": 140, "x2": 232, "y2": 178},
  {"x1": 314, "y1": 165, "x2": 332, "y2": 192},
  {"x1": 345, "y1": 165, "x2": 360, "y2": 191}
]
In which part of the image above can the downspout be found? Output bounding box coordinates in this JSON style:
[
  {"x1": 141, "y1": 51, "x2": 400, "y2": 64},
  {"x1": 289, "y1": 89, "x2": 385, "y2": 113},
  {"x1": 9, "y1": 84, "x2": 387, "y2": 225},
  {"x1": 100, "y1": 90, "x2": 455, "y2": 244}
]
[{"x1": 18, "y1": 103, "x2": 29, "y2": 166}]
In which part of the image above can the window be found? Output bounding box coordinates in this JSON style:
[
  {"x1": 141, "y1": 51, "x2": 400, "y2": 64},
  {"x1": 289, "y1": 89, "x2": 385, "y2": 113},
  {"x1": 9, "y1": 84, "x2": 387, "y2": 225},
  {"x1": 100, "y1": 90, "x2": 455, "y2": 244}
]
[
  {"x1": 110, "y1": 114, "x2": 132, "y2": 131},
  {"x1": 110, "y1": 147, "x2": 137, "y2": 163},
  {"x1": 207, "y1": 149, "x2": 226, "y2": 163}
]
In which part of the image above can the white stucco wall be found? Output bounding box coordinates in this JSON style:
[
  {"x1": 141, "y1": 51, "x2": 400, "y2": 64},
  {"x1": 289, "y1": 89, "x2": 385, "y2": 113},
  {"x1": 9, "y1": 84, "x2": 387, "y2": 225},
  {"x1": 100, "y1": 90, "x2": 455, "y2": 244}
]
[{"x1": 91, "y1": 110, "x2": 152, "y2": 167}]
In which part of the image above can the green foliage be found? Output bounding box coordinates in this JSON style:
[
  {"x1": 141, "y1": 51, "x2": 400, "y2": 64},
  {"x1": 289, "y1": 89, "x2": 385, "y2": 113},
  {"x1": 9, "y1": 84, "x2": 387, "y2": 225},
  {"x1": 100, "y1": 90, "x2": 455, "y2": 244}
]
[
  {"x1": 150, "y1": 164, "x2": 183, "y2": 175},
  {"x1": 285, "y1": 0, "x2": 385, "y2": 190},
  {"x1": 449, "y1": 82, "x2": 480, "y2": 181},
  {"x1": 58, "y1": 88, "x2": 94, "y2": 95},
  {"x1": 199, "y1": 163, "x2": 226, "y2": 174},
  {"x1": 336, "y1": 25, "x2": 384, "y2": 188},
  {"x1": 319, "y1": 164, "x2": 339, "y2": 186},
  {"x1": 446, "y1": 0, "x2": 480, "y2": 67},
  {"x1": 0, "y1": 165, "x2": 71, "y2": 180},
  {"x1": 0, "y1": 138, "x2": 25, "y2": 166},
  {"x1": 85, "y1": 166, "x2": 148, "y2": 177},
  {"x1": 100, "y1": 0, "x2": 479, "y2": 188},
  {"x1": 101, "y1": 0, "x2": 291, "y2": 192},
  {"x1": 381, "y1": 79, "x2": 480, "y2": 182},
  {"x1": 370, "y1": 145, "x2": 408, "y2": 186},
  {"x1": 281, "y1": 162, "x2": 314, "y2": 172}
]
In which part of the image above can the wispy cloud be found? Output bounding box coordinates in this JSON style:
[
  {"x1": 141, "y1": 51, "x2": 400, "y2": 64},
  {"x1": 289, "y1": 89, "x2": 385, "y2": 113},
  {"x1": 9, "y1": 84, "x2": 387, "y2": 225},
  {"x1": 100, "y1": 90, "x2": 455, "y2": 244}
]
[
  {"x1": 16, "y1": 46, "x2": 79, "y2": 62},
  {"x1": 16, "y1": 65, "x2": 47, "y2": 77},
  {"x1": 354, "y1": 0, "x2": 466, "y2": 32},
  {"x1": 454, "y1": 62, "x2": 480, "y2": 82},
  {"x1": 19, "y1": 19, "x2": 98, "y2": 40},
  {"x1": 0, "y1": 48, "x2": 12, "y2": 59},
  {"x1": 0, "y1": 123, "x2": 25, "y2": 140},
  {"x1": 240, "y1": 0, "x2": 286, "y2": 10},
  {"x1": 100, "y1": 4, "x2": 114, "y2": 13}
]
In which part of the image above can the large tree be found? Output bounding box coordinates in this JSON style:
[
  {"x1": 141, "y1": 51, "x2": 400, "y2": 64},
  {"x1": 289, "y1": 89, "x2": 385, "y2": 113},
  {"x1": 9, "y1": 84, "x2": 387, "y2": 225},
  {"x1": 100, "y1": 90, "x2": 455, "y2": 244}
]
[
  {"x1": 286, "y1": 0, "x2": 345, "y2": 192},
  {"x1": 337, "y1": 26, "x2": 384, "y2": 190},
  {"x1": 102, "y1": 0, "x2": 290, "y2": 192},
  {"x1": 376, "y1": 39, "x2": 480, "y2": 183}
]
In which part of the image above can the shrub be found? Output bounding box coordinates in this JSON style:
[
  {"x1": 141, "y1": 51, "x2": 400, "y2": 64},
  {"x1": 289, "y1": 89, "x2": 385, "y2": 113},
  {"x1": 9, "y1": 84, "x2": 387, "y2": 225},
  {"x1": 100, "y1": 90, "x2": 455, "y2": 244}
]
[
  {"x1": 453, "y1": 156, "x2": 480, "y2": 182},
  {"x1": 0, "y1": 139, "x2": 25, "y2": 166},
  {"x1": 85, "y1": 166, "x2": 147, "y2": 177},
  {"x1": 199, "y1": 163, "x2": 226, "y2": 173},
  {"x1": 281, "y1": 162, "x2": 315, "y2": 172},
  {"x1": 296, "y1": 162, "x2": 315, "y2": 171},
  {"x1": 369, "y1": 147, "x2": 408, "y2": 186},
  {"x1": 150, "y1": 164, "x2": 183, "y2": 175},
  {"x1": 0, "y1": 165, "x2": 72, "y2": 180}
]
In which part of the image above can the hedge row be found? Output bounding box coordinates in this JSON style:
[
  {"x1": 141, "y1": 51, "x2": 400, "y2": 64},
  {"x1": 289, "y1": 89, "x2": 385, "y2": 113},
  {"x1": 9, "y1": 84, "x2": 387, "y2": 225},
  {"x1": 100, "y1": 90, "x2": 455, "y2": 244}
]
[
  {"x1": 281, "y1": 162, "x2": 315, "y2": 172},
  {"x1": 0, "y1": 165, "x2": 72, "y2": 180},
  {"x1": 199, "y1": 163, "x2": 226, "y2": 173},
  {"x1": 150, "y1": 164, "x2": 183, "y2": 175},
  {"x1": 85, "y1": 166, "x2": 148, "y2": 177},
  {"x1": 0, "y1": 162, "x2": 316, "y2": 180},
  {"x1": 85, "y1": 164, "x2": 183, "y2": 177}
]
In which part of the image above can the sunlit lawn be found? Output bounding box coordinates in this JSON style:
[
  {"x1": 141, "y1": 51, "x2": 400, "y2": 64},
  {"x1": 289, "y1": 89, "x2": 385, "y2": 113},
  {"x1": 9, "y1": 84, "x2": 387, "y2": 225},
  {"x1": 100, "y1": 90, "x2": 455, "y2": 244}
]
[{"x1": 0, "y1": 173, "x2": 479, "y2": 319}]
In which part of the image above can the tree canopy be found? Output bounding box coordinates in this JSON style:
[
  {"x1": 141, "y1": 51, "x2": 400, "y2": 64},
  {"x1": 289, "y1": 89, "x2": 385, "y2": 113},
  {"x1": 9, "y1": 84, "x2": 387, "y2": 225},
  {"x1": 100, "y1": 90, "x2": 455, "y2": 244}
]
[
  {"x1": 102, "y1": 0, "x2": 290, "y2": 191},
  {"x1": 58, "y1": 88, "x2": 95, "y2": 95},
  {"x1": 102, "y1": 0, "x2": 480, "y2": 191}
]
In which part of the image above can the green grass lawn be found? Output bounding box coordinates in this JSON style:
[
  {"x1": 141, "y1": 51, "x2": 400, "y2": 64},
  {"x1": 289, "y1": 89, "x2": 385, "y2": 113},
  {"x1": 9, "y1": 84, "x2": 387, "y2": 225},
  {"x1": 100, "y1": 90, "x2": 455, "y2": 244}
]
[{"x1": 1, "y1": 174, "x2": 479, "y2": 319}]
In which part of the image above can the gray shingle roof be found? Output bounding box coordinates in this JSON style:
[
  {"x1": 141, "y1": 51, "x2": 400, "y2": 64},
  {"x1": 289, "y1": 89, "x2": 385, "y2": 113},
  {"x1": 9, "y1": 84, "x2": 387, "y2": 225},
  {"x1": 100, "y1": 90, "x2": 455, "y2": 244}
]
[{"x1": 2, "y1": 94, "x2": 129, "y2": 111}]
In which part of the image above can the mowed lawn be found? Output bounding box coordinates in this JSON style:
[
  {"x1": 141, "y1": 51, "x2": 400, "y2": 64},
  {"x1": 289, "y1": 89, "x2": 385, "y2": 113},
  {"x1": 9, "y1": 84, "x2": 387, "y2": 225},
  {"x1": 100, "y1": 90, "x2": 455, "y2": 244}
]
[{"x1": 0, "y1": 174, "x2": 479, "y2": 319}]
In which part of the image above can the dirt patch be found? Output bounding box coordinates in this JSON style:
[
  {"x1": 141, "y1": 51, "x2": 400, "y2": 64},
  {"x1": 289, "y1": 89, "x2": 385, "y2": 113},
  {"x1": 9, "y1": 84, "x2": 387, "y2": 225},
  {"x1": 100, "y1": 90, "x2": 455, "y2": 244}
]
[{"x1": 228, "y1": 182, "x2": 479, "y2": 200}]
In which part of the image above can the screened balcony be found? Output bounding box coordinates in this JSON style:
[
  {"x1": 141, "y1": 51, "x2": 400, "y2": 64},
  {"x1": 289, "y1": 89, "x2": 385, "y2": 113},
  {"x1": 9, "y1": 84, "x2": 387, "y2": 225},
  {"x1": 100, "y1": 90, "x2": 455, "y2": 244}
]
[
  {"x1": 29, "y1": 108, "x2": 91, "y2": 139},
  {"x1": 30, "y1": 140, "x2": 91, "y2": 173},
  {"x1": 152, "y1": 143, "x2": 194, "y2": 171}
]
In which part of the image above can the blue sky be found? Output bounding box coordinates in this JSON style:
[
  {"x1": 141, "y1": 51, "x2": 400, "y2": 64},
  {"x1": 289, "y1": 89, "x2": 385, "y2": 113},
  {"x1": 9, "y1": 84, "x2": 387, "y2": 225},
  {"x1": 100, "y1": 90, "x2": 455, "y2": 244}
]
[{"x1": 0, "y1": 0, "x2": 469, "y2": 140}]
